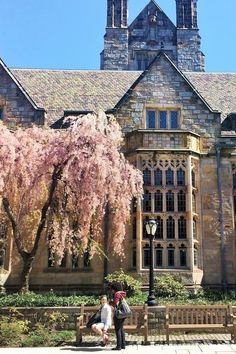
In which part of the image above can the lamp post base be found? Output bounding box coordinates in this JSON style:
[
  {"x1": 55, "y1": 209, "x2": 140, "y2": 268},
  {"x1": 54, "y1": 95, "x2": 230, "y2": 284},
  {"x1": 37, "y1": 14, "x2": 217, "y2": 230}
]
[{"x1": 147, "y1": 291, "x2": 157, "y2": 306}]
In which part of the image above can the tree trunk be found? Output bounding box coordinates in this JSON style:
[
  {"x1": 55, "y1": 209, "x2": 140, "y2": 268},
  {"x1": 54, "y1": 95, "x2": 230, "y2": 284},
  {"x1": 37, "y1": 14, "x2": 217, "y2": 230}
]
[
  {"x1": 2, "y1": 164, "x2": 66, "y2": 293},
  {"x1": 20, "y1": 254, "x2": 34, "y2": 293},
  {"x1": 103, "y1": 203, "x2": 110, "y2": 286}
]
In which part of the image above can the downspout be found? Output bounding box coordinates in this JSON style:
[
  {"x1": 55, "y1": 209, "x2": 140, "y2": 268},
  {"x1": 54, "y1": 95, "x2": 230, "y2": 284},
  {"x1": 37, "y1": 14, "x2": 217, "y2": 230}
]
[{"x1": 216, "y1": 144, "x2": 227, "y2": 291}]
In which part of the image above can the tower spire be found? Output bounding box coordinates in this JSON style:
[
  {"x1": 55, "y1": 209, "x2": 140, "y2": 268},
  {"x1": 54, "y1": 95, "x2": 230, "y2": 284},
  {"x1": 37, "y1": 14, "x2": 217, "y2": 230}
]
[
  {"x1": 176, "y1": 0, "x2": 198, "y2": 29},
  {"x1": 107, "y1": 0, "x2": 128, "y2": 28}
]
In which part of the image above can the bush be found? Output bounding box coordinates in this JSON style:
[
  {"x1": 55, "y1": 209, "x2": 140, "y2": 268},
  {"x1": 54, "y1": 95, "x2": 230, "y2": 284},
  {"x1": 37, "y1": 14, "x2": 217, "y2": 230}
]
[
  {"x1": 105, "y1": 269, "x2": 141, "y2": 296},
  {"x1": 154, "y1": 274, "x2": 188, "y2": 299},
  {"x1": 0, "y1": 309, "x2": 29, "y2": 346},
  {"x1": 0, "y1": 292, "x2": 98, "y2": 307}
]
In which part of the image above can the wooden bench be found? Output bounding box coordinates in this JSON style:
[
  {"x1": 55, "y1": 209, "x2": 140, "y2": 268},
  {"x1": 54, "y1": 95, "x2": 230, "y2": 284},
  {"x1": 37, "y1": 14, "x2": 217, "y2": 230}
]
[
  {"x1": 165, "y1": 304, "x2": 236, "y2": 344},
  {"x1": 75, "y1": 304, "x2": 148, "y2": 345}
]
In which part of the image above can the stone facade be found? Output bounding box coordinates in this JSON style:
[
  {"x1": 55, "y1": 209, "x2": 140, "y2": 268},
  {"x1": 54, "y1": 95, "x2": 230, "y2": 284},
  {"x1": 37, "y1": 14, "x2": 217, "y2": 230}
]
[
  {"x1": 0, "y1": 61, "x2": 45, "y2": 127},
  {"x1": 101, "y1": 0, "x2": 205, "y2": 72},
  {"x1": 0, "y1": 0, "x2": 235, "y2": 292}
]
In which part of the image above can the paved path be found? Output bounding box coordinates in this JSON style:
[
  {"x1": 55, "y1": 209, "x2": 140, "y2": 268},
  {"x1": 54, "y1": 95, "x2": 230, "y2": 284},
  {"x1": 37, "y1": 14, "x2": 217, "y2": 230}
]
[{"x1": 1, "y1": 345, "x2": 236, "y2": 354}]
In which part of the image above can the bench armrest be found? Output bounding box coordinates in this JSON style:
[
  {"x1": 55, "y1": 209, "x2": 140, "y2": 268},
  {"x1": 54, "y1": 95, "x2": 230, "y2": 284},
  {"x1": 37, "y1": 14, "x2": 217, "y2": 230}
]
[
  {"x1": 76, "y1": 315, "x2": 84, "y2": 327},
  {"x1": 230, "y1": 314, "x2": 236, "y2": 325}
]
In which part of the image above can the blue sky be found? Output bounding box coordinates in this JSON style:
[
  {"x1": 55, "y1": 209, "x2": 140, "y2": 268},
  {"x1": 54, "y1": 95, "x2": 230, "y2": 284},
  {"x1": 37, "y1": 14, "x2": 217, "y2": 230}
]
[{"x1": 0, "y1": 0, "x2": 235, "y2": 72}]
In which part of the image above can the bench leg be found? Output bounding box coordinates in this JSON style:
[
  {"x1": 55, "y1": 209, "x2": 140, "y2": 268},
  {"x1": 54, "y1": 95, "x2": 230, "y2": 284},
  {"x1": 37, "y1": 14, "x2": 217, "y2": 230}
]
[
  {"x1": 144, "y1": 328, "x2": 148, "y2": 345},
  {"x1": 233, "y1": 323, "x2": 236, "y2": 344},
  {"x1": 166, "y1": 327, "x2": 170, "y2": 345},
  {"x1": 76, "y1": 328, "x2": 83, "y2": 345}
]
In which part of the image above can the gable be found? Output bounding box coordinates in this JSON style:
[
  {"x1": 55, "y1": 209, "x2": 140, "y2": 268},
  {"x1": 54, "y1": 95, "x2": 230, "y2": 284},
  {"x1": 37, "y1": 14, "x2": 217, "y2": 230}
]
[
  {"x1": 113, "y1": 53, "x2": 220, "y2": 139},
  {"x1": 129, "y1": 1, "x2": 176, "y2": 48},
  {"x1": 0, "y1": 59, "x2": 45, "y2": 126}
]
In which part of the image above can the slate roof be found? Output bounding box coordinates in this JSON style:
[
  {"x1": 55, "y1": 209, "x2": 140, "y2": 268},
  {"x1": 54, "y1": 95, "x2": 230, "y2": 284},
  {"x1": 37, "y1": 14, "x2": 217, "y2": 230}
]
[
  {"x1": 10, "y1": 68, "x2": 236, "y2": 125},
  {"x1": 184, "y1": 72, "x2": 236, "y2": 121},
  {"x1": 10, "y1": 69, "x2": 141, "y2": 125}
]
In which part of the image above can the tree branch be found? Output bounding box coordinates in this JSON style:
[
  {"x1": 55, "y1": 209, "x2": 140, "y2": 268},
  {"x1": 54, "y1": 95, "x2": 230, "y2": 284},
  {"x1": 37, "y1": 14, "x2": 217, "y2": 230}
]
[
  {"x1": 2, "y1": 197, "x2": 27, "y2": 258},
  {"x1": 31, "y1": 160, "x2": 70, "y2": 257}
]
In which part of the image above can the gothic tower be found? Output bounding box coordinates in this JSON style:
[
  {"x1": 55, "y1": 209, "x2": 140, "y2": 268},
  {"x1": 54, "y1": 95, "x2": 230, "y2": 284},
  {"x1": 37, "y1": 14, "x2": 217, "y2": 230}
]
[
  {"x1": 101, "y1": 0, "x2": 129, "y2": 70},
  {"x1": 176, "y1": 0, "x2": 198, "y2": 29},
  {"x1": 176, "y1": 0, "x2": 205, "y2": 71}
]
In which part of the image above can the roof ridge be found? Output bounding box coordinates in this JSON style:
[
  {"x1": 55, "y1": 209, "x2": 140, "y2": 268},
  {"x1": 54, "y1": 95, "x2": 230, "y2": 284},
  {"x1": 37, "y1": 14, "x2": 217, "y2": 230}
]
[
  {"x1": 11, "y1": 68, "x2": 142, "y2": 73},
  {"x1": 185, "y1": 71, "x2": 236, "y2": 75}
]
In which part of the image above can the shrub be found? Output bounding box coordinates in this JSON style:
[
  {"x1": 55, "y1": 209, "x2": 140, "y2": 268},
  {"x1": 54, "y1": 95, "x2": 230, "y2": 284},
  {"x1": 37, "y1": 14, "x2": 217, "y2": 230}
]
[
  {"x1": 154, "y1": 274, "x2": 188, "y2": 299},
  {"x1": 0, "y1": 309, "x2": 29, "y2": 346},
  {"x1": 105, "y1": 269, "x2": 141, "y2": 296},
  {"x1": 0, "y1": 292, "x2": 98, "y2": 307}
]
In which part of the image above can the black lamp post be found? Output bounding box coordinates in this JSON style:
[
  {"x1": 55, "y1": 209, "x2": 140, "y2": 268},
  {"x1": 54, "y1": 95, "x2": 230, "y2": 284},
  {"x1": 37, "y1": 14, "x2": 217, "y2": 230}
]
[{"x1": 145, "y1": 219, "x2": 157, "y2": 306}]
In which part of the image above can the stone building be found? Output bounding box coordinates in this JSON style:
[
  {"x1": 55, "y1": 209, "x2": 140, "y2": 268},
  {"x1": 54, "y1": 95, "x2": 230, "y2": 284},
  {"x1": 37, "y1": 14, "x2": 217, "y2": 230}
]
[{"x1": 0, "y1": 0, "x2": 236, "y2": 292}]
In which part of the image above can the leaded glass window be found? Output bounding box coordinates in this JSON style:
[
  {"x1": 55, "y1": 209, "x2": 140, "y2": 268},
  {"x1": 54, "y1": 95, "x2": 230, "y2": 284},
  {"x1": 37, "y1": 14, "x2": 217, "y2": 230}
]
[
  {"x1": 167, "y1": 245, "x2": 175, "y2": 267},
  {"x1": 154, "y1": 191, "x2": 163, "y2": 212},
  {"x1": 156, "y1": 216, "x2": 163, "y2": 239},
  {"x1": 143, "y1": 247, "x2": 150, "y2": 268},
  {"x1": 179, "y1": 245, "x2": 187, "y2": 267},
  {"x1": 143, "y1": 169, "x2": 151, "y2": 185},
  {"x1": 167, "y1": 216, "x2": 175, "y2": 239},
  {"x1": 170, "y1": 111, "x2": 178, "y2": 128},
  {"x1": 155, "y1": 245, "x2": 163, "y2": 267},
  {"x1": 166, "y1": 191, "x2": 174, "y2": 211},
  {"x1": 178, "y1": 216, "x2": 187, "y2": 239},
  {"x1": 178, "y1": 190, "x2": 186, "y2": 212},
  {"x1": 159, "y1": 111, "x2": 167, "y2": 129},
  {"x1": 166, "y1": 168, "x2": 174, "y2": 185},
  {"x1": 143, "y1": 191, "x2": 152, "y2": 212},
  {"x1": 146, "y1": 111, "x2": 156, "y2": 129},
  {"x1": 177, "y1": 168, "x2": 185, "y2": 186},
  {"x1": 154, "y1": 169, "x2": 162, "y2": 186}
]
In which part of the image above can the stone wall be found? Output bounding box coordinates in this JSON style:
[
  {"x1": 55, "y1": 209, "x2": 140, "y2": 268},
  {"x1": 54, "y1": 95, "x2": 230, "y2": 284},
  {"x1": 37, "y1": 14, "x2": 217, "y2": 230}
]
[
  {"x1": 102, "y1": 28, "x2": 129, "y2": 71},
  {"x1": 115, "y1": 54, "x2": 219, "y2": 149},
  {"x1": 177, "y1": 29, "x2": 205, "y2": 72},
  {"x1": 0, "y1": 65, "x2": 44, "y2": 126}
]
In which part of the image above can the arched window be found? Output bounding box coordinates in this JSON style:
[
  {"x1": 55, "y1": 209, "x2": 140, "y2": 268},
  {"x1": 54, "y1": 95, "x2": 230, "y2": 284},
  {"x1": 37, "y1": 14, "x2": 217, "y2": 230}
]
[
  {"x1": 178, "y1": 190, "x2": 186, "y2": 212},
  {"x1": 154, "y1": 169, "x2": 162, "y2": 186},
  {"x1": 194, "y1": 246, "x2": 198, "y2": 267},
  {"x1": 193, "y1": 219, "x2": 197, "y2": 239},
  {"x1": 192, "y1": 192, "x2": 196, "y2": 213},
  {"x1": 177, "y1": 168, "x2": 185, "y2": 186},
  {"x1": 155, "y1": 244, "x2": 163, "y2": 267},
  {"x1": 143, "y1": 244, "x2": 150, "y2": 268},
  {"x1": 192, "y1": 170, "x2": 196, "y2": 188},
  {"x1": 132, "y1": 217, "x2": 136, "y2": 240},
  {"x1": 143, "y1": 191, "x2": 152, "y2": 212},
  {"x1": 0, "y1": 248, "x2": 5, "y2": 268},
  {"x1": 156, "y1": 216, "x2": 163, "y2": 239},
  {"x1": 167, "y1": 244, "x2": 175, "y2": 267},
  {"x1": 178, "y1": 216, "x2": 187, "y2": 239},
  {"x1": 167, "y1": 216, "x2": 175, "y2": 239},
  {"x1": 179, "y1": 244, "x2": 187, "y2": 267},
  {"x1": 143, "y1": 217, "x2": 149, "y2": 239},
  {"x1": 132, "y1": 248, "x2": 137, "y2": 268},
  {"x1": 83, "y1": 251, "x2": 90, "y2": 268},
  {"x1": 143, "y1": 168, "x2": 151, "y2": 185},
  {"x1": 72, "y1": 255, "x2": 79, "y2": 269},
  {"x1": 166, "y1": 191, "x2": 174, "y2": 211},
  {"x1": 154, "y1": 191, "x2": 163, "y2": 212},
  {"x1": 166, "y1": 168, "x2": 174, "y2": 185}
]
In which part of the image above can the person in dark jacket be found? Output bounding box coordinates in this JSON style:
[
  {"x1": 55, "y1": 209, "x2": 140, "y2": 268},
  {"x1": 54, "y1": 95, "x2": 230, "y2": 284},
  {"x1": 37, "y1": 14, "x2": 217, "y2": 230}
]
[{"x1": 110, "y1": 282, "x2": 127, "y2": 351}]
